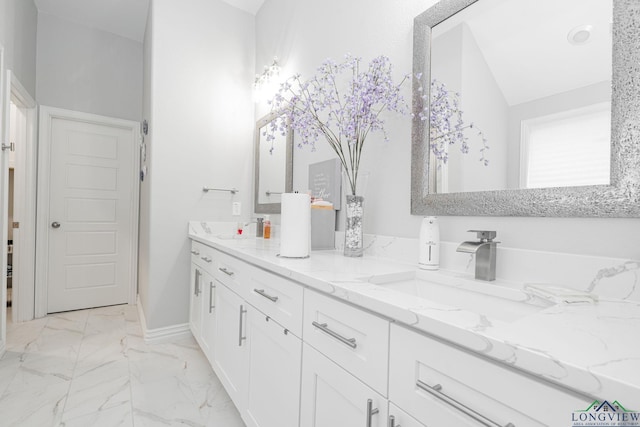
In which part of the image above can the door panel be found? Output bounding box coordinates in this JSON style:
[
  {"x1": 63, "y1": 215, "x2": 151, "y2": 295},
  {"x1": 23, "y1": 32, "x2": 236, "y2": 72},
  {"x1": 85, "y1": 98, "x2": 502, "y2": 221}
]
[
  {"x1": 46, "y1": 116, "x2": 135, "y2": 313},
  {"x1": 300, "y1": 343, "x2": 388, "y2": 427}
]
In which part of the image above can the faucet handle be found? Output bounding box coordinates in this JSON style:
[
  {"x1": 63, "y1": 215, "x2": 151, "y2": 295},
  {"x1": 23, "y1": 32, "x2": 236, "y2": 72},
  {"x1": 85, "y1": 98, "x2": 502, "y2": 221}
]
[{"x1": 467, "y1": 230, "x2": 497, "y2": 241}]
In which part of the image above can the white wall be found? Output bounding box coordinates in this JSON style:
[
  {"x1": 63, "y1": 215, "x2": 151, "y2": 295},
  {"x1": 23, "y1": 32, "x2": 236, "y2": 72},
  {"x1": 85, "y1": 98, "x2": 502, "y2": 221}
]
[
  {"x1": 255, "y1": 0, "x2": 640, "y2": 262},
  {"x1": 0, "y1": 0, "x2": 38, "y2": 97},
  {"x1": 140, "y1": 0, "x2": 255, "y2": 330},
  {"x1": 36, "y1": 12, "x2": 143, "y2": 121},
  {"x1": 138, "y1": 2, "x2": 154, "y2": 325}
]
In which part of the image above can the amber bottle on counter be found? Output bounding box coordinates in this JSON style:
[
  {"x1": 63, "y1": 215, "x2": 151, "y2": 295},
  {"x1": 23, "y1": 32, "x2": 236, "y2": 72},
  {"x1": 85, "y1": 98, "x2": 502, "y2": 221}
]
[{"x1": 263, "y1": 215, "x2": 271, "y2": 239}]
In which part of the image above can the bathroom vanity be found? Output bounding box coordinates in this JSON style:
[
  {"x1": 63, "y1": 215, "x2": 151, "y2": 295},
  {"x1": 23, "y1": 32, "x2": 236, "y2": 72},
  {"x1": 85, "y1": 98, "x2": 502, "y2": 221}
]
[{"x1": 188, "y1": 222, "x2": 640, "y2": 426}]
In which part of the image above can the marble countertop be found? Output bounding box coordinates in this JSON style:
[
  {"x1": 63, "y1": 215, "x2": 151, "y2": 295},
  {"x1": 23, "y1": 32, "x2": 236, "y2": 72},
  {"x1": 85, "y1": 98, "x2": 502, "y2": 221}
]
[{"x1": 188, "y1": 222, "x2": 640, "y2": 404}]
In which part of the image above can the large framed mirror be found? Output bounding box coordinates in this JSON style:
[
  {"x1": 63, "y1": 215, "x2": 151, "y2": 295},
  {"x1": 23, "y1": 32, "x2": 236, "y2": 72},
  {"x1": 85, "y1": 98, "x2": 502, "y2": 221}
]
[
  {"x1": 411, "y1": 0, "x2": 640, "y2": 216},
  {"x1": 254, "y1": 112, "x2": 293, "y2": 213}
]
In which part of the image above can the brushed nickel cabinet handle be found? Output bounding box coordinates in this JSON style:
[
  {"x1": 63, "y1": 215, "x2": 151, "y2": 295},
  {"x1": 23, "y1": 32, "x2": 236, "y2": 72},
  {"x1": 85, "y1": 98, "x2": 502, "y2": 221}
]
[
  {"x1": 209, "y1": 282, "x2": 215, "y2": 313},
  {"x1": 201, "y1": 256, "x2": 212, "y2": 263},
  {"x1": 191, "y1": 249, "x2": 200, "y2": 255},
  {"x1": 388, "y1": 415, "x2": 401, "y2": 427},
  {"x1": 219, "y1": 267, "x2": 234, "y2": 276},
  {"x1": 254, "y1": 288, "x2": 279, "y2": 302},
  {"x1": 416, "y1": 379, "x2": 514, "y2": 427},
  {"x1": 195, "y1": 269, "x2": 201, "y2": 296},
  {"x1": 366, "y1": 399, "x2": 379, "y2": 427},
  {"x1": 312, "y1": 321, "x2": 357, "y2": 349},
  {"x1": 238, "y1": 305, "x2": 247, "y2": 346}
]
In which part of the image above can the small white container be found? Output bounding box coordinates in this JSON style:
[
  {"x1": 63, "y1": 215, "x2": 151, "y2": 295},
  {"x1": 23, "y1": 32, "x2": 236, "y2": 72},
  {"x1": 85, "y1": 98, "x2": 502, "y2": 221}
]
[{"x1": 418, "y1": 216, "x2": 439, "y2": 270}]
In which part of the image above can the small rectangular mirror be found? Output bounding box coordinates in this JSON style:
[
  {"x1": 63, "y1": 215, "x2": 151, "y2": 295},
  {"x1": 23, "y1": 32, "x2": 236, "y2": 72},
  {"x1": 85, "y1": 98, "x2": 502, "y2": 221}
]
[{"x1": 254, "y1": 112, "x2": 293, "y2": 214}]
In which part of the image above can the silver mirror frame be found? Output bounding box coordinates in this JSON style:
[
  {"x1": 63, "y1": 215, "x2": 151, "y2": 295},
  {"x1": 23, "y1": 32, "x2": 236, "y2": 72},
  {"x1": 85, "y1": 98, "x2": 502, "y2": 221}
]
[
  {"x1": 411, "y1": 0, "x2": 640, "y2": 217},
  {"x1": 254, "y1": 112, "x2": 294, "y2": 214}
]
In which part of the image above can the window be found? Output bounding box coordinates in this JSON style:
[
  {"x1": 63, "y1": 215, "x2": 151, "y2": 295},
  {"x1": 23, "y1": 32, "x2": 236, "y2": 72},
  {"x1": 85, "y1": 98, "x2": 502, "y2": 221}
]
[{"x1": 520, "y1": 103, "x2": 611, "y2": 189}]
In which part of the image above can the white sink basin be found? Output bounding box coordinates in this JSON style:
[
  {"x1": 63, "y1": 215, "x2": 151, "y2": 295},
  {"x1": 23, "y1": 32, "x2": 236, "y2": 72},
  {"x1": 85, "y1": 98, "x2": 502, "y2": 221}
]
[{"x1": 363, "y1": 270, "x2": 553, "y2": 323}]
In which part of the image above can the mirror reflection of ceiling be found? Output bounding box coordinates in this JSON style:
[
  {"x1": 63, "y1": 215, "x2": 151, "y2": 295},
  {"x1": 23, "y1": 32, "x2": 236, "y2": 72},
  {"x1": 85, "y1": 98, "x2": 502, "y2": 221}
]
[{"x1": 432, "y1": 0, "x2": 613, "y2": 106}]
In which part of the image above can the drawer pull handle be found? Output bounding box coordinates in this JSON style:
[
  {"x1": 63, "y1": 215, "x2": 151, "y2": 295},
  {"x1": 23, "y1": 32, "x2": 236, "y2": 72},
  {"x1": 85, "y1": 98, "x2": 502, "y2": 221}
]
[
  {"x1": 416, "y1": 380, "x2": 514, "y2": 427},
  {"x1": 195, "y1": 268, "x2": 201, "y2": 296},
  {"x1": 209, "y1": 282, "x2": 215, "y2": 313},
  {"x1": 201, "y1": 256, "x2": 212, "y2": 263},
  {"x1": 388, "y1": 415, "x2": 401, "y2": 427},
  {"x1": 219, "y1": 267, "x2": 234, "y2": 276},
  {"x1": 254, "y1": 288, "x2": 279, "y2": 302},
  {"x1": 238, "y1": 305, "x2": 247, "y2": 346},
  {"x1": 191, "y1": 250, "x2": 200, "y2": 255},
  {"x1": 311, "y1": 321, "x2": 357, "y2": 349},
  {"x1": 366, "y1": 399, "x2": 379, "y2": 427}
]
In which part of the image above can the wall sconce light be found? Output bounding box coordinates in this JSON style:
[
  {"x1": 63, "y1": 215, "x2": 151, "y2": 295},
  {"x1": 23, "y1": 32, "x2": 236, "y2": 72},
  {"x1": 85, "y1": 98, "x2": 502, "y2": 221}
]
[{"x1": 254, "y1": 57, "x2": 281, "y2": 102}]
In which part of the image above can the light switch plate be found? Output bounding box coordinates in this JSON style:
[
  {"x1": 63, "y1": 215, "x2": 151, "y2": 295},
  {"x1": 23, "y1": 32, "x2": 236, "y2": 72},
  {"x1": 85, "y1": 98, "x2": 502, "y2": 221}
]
[{"x1": 232, "y1": 202, "x2": 241, "y2": 216}]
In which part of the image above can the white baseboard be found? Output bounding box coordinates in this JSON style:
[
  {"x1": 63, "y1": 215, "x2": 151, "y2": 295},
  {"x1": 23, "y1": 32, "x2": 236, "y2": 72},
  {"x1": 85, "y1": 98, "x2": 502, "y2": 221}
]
[{"x1": 136, "y1": 297, "x2": 192, "y2": 344}]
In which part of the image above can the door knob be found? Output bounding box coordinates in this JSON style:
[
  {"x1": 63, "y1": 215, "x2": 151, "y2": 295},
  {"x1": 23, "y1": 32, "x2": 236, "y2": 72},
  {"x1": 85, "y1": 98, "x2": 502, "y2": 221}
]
[{"x1": 51, "y1": 222, "x2": 61, "y2": 229}]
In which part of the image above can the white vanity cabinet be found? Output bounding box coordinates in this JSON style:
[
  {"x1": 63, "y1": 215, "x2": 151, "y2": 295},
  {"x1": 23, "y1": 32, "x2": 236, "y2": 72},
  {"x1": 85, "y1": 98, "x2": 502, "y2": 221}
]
[
  {"x1": 300, "y1": 343, "x2": 388, "y2": 427},
  {"x1": 210, "y1": 248, "x2": 303, "y2": 427},
  {"x1": 300, "y1": 289, "x2": 390, "y2": 427},
  {"x1": 188, "y1": 236, "x2": 600, "y2": 427},
  {"x1": 389, "y1": 323, "x2": 592, "y2": 426}
]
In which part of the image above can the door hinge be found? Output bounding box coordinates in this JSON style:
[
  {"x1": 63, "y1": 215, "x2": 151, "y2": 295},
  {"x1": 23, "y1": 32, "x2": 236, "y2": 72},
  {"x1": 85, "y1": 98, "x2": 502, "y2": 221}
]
[{"x1": 12, "y1": 222, "x2": 19, "y2": 229}]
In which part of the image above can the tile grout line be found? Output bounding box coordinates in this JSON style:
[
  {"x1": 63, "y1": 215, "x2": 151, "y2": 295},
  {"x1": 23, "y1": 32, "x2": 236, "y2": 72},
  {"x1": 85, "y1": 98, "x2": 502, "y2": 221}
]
[{"x1": 56, "y1": 310, "x2": 91, "y2": 424}]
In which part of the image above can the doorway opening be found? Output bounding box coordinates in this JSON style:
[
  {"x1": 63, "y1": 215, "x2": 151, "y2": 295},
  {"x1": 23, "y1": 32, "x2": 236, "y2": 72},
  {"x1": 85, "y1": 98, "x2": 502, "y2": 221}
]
[{"x1": 4, "y1": 71, "x2": 37, "y2": 330}]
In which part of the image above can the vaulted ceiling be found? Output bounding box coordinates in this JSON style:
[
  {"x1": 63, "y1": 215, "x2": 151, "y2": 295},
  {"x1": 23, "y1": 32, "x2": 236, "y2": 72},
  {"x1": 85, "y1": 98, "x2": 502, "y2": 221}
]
[{"x1": 33, "y1": 0, "x2": 265, "y2": 42}]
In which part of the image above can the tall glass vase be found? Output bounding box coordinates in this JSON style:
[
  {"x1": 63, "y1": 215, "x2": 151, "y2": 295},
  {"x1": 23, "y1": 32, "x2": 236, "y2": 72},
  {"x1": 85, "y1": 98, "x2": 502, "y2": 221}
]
[{"x1": 344, "y1": 195, "x2": 364, "y2": 257}]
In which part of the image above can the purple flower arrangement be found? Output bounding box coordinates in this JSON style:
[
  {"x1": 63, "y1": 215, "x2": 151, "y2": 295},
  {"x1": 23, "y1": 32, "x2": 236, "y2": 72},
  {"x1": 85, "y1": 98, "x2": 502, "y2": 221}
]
[
  {"x1": 267, "y1": 56, "x2": 488, "y2": 195},
  {"x1": 267, "y1": 54, "x2": 410, "y2": 196}
]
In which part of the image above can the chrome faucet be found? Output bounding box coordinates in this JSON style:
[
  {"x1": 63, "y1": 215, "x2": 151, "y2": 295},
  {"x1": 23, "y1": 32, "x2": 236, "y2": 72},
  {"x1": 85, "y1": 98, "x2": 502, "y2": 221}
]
[{"x1": 456, "y1": 230, "x2": 500, "y2": 281}]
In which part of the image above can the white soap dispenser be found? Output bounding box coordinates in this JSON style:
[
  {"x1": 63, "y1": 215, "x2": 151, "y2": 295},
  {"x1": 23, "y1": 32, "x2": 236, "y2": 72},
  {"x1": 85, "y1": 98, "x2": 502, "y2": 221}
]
[{"x1": 419, "y1": 216, "x2": 439, "y2": 270}]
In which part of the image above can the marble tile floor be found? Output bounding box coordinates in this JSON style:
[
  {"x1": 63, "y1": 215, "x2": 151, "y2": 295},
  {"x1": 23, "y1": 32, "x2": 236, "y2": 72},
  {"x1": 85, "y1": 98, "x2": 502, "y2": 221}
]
[{"x1": 0, "y1": 305, "x2": 245, "y2": 427}]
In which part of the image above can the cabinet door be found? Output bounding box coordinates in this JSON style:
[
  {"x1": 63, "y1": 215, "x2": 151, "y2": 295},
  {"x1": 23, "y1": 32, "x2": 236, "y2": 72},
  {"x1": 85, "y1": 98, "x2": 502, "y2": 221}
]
[
  {"x1": 189, "y1": 262, "x2": 203, "y2": 342},
  {"x1": 213, "y1": 282, "x2": 248, "y2": 413},
  {"x1": 388, "y1": 404, "x2": 426, "y2": 427},
  {"x1": 300, "y1": 343, "x2": 388, "y2": 427},
  {"x1": 200, "y1": 270, "x2": 216, "y2": 364},
  {"x1": 245, "y1": 307, "x2": 302, "y2": 427}
]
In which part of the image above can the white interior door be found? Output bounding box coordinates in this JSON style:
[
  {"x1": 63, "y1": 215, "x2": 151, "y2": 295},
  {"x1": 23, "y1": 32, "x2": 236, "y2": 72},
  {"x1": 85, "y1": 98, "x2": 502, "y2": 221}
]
[{"x1": 39, "y1": 107, "x2": 139, "y2": 314}]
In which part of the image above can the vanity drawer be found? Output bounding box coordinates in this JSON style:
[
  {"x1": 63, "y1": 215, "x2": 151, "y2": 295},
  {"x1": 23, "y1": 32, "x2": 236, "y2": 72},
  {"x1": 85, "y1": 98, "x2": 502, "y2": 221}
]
[
  {"x1": 191, "y1": 241, "x2": 216, "y2": 273},
  {"x1": 245, "y1": 268, "x2": 303, "y2": 337},
  {"x1": 303, "y1": 290, "x2": 389, "y2": 396},
  {"x1": 214, "y1": 251, "x2": 250, "y2": 299},
  {"x1": 389, "y1": 323, "x2": 591, "y2": 426}
]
